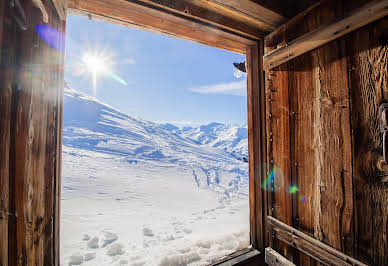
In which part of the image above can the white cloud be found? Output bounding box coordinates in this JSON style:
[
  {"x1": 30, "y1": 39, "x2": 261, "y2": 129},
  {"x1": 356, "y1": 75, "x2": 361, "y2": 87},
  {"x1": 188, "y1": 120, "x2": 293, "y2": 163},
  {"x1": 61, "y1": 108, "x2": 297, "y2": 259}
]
[{"x1": 190, "y1": 79, "x2": 246, "y2": 96}]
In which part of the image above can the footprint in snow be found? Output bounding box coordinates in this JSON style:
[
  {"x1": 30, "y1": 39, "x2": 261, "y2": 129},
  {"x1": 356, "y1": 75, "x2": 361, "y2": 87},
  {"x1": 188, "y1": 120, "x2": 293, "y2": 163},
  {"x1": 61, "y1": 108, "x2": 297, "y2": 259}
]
[
  {"x1": 87, "y1": 236, "x2": 99, "y2": 248},
  {"x1": 68, "y1": 253, "x2": 83, "y2": 266},
  {"x1": 84, "y1": 252, "x2": 96, "y2": 261},
  {"x1": 142, "y1": 227, "x2": 154, "y2": 237},
  {"x1": 107, "y1": 243, "x2": 125, "y2": 256},
  {"x1": 102, "y1": 231, "x2": 119, "y2": 247}
]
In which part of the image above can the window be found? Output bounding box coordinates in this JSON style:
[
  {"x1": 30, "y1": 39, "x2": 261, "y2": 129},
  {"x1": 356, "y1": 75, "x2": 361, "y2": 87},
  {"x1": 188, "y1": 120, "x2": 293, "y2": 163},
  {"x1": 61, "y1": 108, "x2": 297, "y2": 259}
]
[{"x1": 61, "y1": 14, "x2": 250, "y2": 266}]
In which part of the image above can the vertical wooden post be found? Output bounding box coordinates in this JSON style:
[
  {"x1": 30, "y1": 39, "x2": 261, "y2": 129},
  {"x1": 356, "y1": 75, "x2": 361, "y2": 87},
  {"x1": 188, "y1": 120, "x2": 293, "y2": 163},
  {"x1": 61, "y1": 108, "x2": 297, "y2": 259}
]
[
  {"x1": 247, "y1": 42, "x2": 266, "y2": 251},
  {"x1": 0, "y1": 0, "x2": 66, "y2": 265}
]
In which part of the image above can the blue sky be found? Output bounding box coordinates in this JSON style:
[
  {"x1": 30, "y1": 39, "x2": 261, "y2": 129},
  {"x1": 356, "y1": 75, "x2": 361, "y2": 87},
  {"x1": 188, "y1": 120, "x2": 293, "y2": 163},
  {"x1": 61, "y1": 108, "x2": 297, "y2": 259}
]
[{"x1": 65, "y1": 15, "x2": 247, "y2": 127}]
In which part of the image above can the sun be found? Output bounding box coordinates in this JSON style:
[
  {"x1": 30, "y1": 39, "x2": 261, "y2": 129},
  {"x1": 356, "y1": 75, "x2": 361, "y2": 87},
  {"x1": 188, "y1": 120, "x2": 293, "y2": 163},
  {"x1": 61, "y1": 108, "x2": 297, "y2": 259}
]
[
  {"x1": 81, "y1": 52, "x2": 110, "y2": 92},
  {"x1": 82, "y1": 53, "x2": 107, "y2": 74},
  {"x1": 74, "y1": 49, "x2": 127, "y2": 93}
]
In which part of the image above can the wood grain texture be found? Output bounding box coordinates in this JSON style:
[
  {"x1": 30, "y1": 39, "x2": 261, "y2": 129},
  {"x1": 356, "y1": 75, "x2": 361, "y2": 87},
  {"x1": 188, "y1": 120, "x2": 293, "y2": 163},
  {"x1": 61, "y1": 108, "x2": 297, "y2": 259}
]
[
  {"x1": 0, "y1": 1, "x2": 17, "y2": 265},
  {"x1": 0, "y1": 2, "x2": 12, "y2": 264},
  {"x1": 264, "y1": 1, "x2": 361, "y2": 264},
  {"x1": 199, "y1": 0, "x2": 286, "y2": 31},
  {"x1": 266, "y1": 216, "x2": 367, "y2": 266},
  {"x1": 136, "y1": 0, "x2": 265, "y2": 39},
  {"x1": 265, "y1": 63, "x2": 294, "y2": 260},
  {"x1": 52, "y1": 0, "x2": 67, "y2": 20},
  {"x1": 264, "y1": 11, "x2": 388, "y2": 266},
  {"x1": 347, "y1": 18, "x2": 388, "y2": 265},
  {"x1": 288, "y1": 53, "x2": 317, "y2": 266},
  {"x1": 247, "y1": 43, "x2": 266, "y2": 251},
  {"x1": 249, "y1": 0, "x2": 319, "y2": 19},
  {"x1": 68, "y1": 0, "x2": 256, "y2": 54},
  {"x1": 0, "y1": 0, "x2": 65, "y2": 264},
  {"x1": 263, "y1": 0, "x2": 388, "y2": 70}
]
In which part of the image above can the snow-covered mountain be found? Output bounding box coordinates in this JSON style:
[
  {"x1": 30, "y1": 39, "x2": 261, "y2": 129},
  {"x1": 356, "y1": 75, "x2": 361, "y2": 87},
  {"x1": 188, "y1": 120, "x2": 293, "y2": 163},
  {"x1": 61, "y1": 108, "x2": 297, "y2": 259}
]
[
  {"x1": 63, "y1": 86, "x2": 248, "y2": 192},
  {"x1": 61, "y1": 86, "x2": 249, "y2": 266},
  {"x1": 178, "y1": 123, "x2": 248, "y2": 158}
]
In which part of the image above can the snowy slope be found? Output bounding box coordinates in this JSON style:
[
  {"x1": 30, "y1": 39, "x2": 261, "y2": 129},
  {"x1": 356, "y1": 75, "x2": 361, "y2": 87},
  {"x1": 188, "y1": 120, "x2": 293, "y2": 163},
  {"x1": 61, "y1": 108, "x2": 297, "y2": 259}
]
[
  {"x1": 180, "y1": 123, "x2": 248, "y2": 158},
  {"x1": 63, "y1": 87, "x2": 247, "y2": 192},
  {"x1": 61, "y1": 86, "x2": 249, "y2": 266}
]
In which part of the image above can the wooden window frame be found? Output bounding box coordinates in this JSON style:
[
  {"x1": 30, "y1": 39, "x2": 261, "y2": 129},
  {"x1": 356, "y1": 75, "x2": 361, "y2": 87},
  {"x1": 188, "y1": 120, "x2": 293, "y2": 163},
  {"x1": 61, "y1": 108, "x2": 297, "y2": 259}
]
[{"x1": 57, "y1": 0, "x2": 267, "y2": 264}]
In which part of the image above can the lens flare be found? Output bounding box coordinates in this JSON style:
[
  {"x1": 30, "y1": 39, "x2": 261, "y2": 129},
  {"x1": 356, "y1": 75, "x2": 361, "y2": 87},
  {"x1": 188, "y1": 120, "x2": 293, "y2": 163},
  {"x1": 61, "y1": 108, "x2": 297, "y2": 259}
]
[
  {"x1": 35, "y1": 24, "x2": 64, "y2": 52},
  {"x1": 79, "y1": 51, "x2": 128, "y2": 93},
  {"x1": 300, "y1": 196, "x2": 306, "y2": 203},
  {"x1": 110, "y1": 72, "x2": 127, "y2": 86},
  {"x1": 262, "y1": 166, "x2": 277, "y2": 190},
  {"x1": 289, "y1": 185, "x2": 299, "y2": 194}
]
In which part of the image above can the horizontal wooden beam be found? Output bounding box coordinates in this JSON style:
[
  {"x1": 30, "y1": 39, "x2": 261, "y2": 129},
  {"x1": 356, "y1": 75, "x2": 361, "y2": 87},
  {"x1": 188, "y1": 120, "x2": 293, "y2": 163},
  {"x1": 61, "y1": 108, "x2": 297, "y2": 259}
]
[
  {"x1": 198, "y1": 0, "x2": 286, "y2": 32},
  {"x1": 210, "y1": 247, "x2": 262, "y2": 265},
  {"x1": 263, "y1": 0, "x2": 388, "y2": 70},
  {"x1": 266, "y1": 216, "x2": 367, "y2": 266},
  {"x1": 68, "y1": 0, "x2": 256, "y2": 54},
  {"x1": 135, "y1": 0, "x2": 265, "y2": 39},
  {"x1": 265, "y1": 247, "x2": 295, "y2": 266}
]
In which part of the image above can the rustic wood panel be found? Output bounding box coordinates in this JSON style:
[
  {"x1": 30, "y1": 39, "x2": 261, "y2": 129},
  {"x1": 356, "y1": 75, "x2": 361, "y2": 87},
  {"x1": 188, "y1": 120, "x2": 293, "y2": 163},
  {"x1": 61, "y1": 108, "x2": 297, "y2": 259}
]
[
  {"x1": 265, "y1": 0, "x2": 375, "y2": 53},
  {"x1": 0, "y1": 0, "x2": 66, "y2": 264},
  {"x1": 347, "y1": 18, "x2": 388, "y2": 265},
  {"x1": 265, "y1": 1, "x2": 362, "y2": 264},
  {"x1": 68, "y1": 0, "x2": 256, "y2": 54},
  {"x1": 287, "y1": 53, "x2": 317, "y2": 266},
  {"x1": 196, "y1": 0, "x2": 286, "y2": 31},
  {"x1": 265, "y1": 63, "x2": 293, "y2": 260},
  {"x1": 247, "y1": 42, "x2": 266, "y2": 251},
  {"x1": 0, "y1": 1, "x2": 16, "y2": 265},
  {"x1": 267, "y1": 216, "x2": 367, "y2": 266},
  {"x1": 250, "y1": 0, "x2": 319, "y2": 19},
  {"x1": 136, "y1": 0, "x2": 265, "y2": 39},
  {"x1": 263, "y1": 0, "x2": 388, "y2": 70}
]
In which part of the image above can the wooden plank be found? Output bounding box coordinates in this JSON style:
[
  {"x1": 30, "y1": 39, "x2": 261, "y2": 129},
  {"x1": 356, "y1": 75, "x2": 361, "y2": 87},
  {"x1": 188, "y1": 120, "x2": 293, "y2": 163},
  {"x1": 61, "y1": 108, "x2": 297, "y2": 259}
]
[
  {"x1": 265, "y1": 64, "x2": 293, "y2": 260},
  {"x1": 52, "y1": 0, "x2": 67, "y2": 20},
  {"x1": 136, "y1": 0, "x2": 265, "y2": 39},
  {"x1": 247, "y1": 43, "x2": 265, "y2": 250},
  {"x1": 287, "y1": 53, "x2": 316, "y2": 266},
  {"x1": 68, "y1": 0, "x2": 256, "y2": 54},
  {"x1": 12, "y1": 2, "x2": 52, "y2": 263},
  {"x1": 210, "y1": 247, "x2": 262, "y2": 266},
  {"x1": 264, "y1": 20, "x2": 294, "y2": 260},
  {"x1": 285, "y1": 2, "x2": 355, "y2": 256},
  {"x1": 263, "y1": 0, "x2": 388, "y2": 70},
  {"x1": 266, "y1": 216, "x2": 367, "y2": 266},
  {"x1": 198, "y1": 0, "x2": 286, "y2": 31},
  {"x1": 0, "y1": 2, "x2": 12, "y2": 265},
  {"x1": 346, "y1": 17, "x2": 388, "y2": 265},
  {"x1": 265, "y1": 247, "x2": 296, "y2": 266},
  {"x1": 1, "y1": 0, "x2": 66, "y2": 264},
  {"x1": 249, "y1": 0, "x2": 319, "y2": 19}
]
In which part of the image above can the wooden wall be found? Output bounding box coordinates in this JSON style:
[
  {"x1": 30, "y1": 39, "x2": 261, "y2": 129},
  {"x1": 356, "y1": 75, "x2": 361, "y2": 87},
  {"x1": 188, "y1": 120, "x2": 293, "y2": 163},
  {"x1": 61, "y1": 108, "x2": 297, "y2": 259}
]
[
  {"x1": 0, "y1": 0, "x2": 65, "y2": 265},
  {"x1": 264, "y1": 1, "x2": 388, "y2": 264}
]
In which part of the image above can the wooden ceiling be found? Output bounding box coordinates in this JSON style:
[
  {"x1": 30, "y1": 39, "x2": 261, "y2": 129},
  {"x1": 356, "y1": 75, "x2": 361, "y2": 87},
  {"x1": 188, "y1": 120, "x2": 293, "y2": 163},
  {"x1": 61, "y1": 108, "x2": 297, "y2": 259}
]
[{"x1": 67, "y1": 0, "x2": 318, "y2": 54}]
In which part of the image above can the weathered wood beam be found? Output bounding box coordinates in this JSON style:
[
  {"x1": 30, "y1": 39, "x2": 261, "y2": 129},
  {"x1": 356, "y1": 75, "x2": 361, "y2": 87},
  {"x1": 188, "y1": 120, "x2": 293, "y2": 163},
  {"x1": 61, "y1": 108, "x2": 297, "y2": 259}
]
[
  {"x1": 197, "y1": 0, "x2": 286, "y2": 31},
  {"x1": 68, "y1": 0, "x2": 256, "y2": 54},
  {"x1": 247, "y1": 42, "x2": 266, "y2": 251},
  {"x1": 265, "y1": 247, "x2": 295, "y2": 266},
  {"x1": 266, "y1": 216, "x2": 367, "y2": 266},
  {"x1": 263, "y1": 0, "x2": 388, "y2": 70},
  {"x1": 136, "y1": 0, "x2": 265, "y2": 39},
  {"x1": 52, "y1": 0, "x2": 67, "y2": 20},
  {"x1": 209, "y1": 247, "x2": 262, "y2": 265}
]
